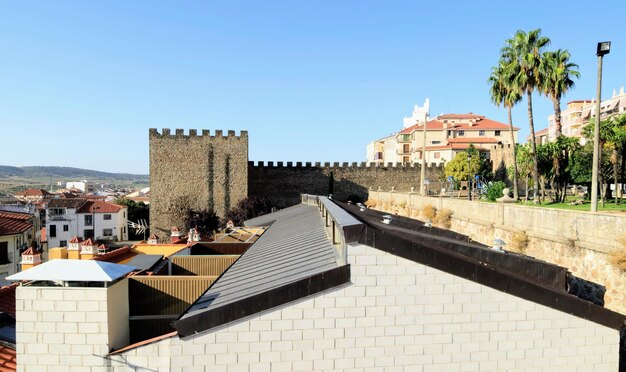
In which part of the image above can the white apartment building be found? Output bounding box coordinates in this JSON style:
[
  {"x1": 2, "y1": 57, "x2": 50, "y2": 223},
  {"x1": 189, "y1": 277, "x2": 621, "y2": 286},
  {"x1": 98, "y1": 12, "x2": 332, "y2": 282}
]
[
  {"x1": 46, "y1": 198, "x2": 128, "y2": 247},
  {"x1": 65, "y1": 180, "x2": 95, "y2": 193},
  {"x1": 0, "y1": 211, "x2": 34, "y2": 284},
  {"x1": 368, "y1": 107, "x2": 518, "y2": 165},
  {"x1": 546, "y1": 86, "x2": 626, "y2": 144}
]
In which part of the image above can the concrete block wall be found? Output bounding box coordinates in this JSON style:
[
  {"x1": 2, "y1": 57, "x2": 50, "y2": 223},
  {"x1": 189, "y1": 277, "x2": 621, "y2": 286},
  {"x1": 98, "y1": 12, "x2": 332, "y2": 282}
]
[
  {"x1": 111, "y1": 243, "x2": 619, "y2": 371},
  {"x1": 368, "y1": 190, "x2": 626, "y2": 315},
  {"x1": 17, "y1": 281, "x2": 129, "y2": 371}
]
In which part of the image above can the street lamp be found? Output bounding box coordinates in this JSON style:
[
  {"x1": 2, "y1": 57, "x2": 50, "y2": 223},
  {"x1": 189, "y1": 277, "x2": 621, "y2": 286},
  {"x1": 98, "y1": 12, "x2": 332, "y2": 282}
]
[
  {"x1": 467, "y1": 154, "x2": 472, "y2": 201},
  {"x1": 591, "y1": 41, "x2": 611, "y2": 212}
]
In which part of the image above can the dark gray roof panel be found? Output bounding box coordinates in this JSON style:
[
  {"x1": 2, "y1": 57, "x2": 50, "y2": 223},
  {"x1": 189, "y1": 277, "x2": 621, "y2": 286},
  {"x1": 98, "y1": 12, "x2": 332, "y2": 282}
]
[
  {"x1": 180, "y1": 203, "x2": 338, "y2": 319},
  {"x1": 127, "y1": 254, "x2": 163, "y2": 271},
  {"x1": 318, "y1": 196, "x2": 362, "y2": 227}
]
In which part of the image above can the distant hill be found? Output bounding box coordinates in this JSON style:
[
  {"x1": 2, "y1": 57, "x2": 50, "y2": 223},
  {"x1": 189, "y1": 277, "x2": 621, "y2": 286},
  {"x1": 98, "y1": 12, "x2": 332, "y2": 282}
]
[{"x1": 0, "y1": 165, "x2": 148, "y2": 181}]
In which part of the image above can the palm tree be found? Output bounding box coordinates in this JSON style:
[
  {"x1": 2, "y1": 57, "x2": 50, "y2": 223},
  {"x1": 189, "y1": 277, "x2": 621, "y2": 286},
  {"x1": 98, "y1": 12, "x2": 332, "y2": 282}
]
[
  {"x1": 488, "y1": 61, "x2": 522, "y2": 199},
  {"x1": 540, "y1": 49, "x2": 580, "y2": 137},
  {"x1": 501, "y1": 29, "x2": 550, "y2": 203}
]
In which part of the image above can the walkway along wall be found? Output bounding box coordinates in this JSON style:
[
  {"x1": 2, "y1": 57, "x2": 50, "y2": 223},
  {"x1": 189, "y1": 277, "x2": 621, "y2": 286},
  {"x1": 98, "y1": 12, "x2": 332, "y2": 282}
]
[{"x1": 367, "y1": 191, "x2": 626, "y2": 315}]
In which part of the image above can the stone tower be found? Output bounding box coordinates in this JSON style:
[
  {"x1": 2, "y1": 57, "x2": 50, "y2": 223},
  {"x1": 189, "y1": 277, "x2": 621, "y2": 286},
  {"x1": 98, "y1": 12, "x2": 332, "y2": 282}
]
[{"x1": 149, "y1": 128, "x2": 248, "y2": 235}]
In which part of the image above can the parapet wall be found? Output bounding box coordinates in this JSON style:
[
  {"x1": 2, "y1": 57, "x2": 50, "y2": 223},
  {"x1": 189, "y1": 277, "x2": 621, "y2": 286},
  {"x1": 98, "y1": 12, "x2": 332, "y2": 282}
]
[
  {"x1": 248, "y1": 161, "x2": 444, "y2": 208},
  {"x1": 149, "y1": 128, "x2": 248, "y2": 235},
  {"x1": 490, "y1": 144, "x2": 515, "y2": 173}
]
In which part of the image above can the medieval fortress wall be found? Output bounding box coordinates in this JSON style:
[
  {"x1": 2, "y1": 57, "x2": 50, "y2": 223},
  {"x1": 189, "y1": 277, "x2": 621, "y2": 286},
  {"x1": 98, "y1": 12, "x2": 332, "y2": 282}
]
[
  {"x1": 149, "y1": 128, "x2": 444, "y2": 233},
  {"x1": 149, "y1": 129, "x2": 248, "y2": 235}
]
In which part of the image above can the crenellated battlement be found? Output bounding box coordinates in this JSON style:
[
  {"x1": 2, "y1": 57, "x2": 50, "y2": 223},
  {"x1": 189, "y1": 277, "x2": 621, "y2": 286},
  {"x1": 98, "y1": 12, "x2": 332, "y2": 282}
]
[
  {"x1": 248, "y1": 161, "x2": 443, "y2": 169},
  {"x1": 149, "y1": 128, "x2": 248, "y2": 140}
]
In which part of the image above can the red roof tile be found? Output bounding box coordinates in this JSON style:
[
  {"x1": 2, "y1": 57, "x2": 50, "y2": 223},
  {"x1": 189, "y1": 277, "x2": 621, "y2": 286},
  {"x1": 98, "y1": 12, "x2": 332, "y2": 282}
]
[
  {"x1": 452, "y1": 118, "x2": 515, "y2": 130},
  {"x1": 0, "y1": 213, "x2": 32, "y2": 237},
  {"x1": 81, "y1": 238, "x2": 95, "y2": 246},
  {"x1": 76, "y1": 201, "x2": 125, "y2": 214},
  {"x1": 108, "y1": 331, "x2": 177, "y2": 355},
  {"x1": 0, "y1": 344, "x2": 16, "y2": 371},
  {"x1": 436, "y1": 113, "x2": 485, "y2": 120},
  {"x1": 13, "y1": 189, "x2": 52, "y2": 197},
  {"x1": 0, "y1": 284, "x2": 17, "y2": 317},
  {"x1": 93, "y1": 246, "x2": 138, "y2": 264},
  {"x1": 399, "y1": 120, "x2": 447, "y2": 134},
  {"x1": 69, "y1": 236, "x2": 83, "y2": 244},
  {"x1": 21, "y1": 247, "x2": 38, "y2": 256}
]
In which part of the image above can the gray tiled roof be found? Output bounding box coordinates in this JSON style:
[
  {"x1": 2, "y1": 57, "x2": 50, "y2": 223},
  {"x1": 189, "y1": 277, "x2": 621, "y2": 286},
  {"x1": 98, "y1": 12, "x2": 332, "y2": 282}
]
[{"x1": 180, "y1": 203, "x2": 338, "y2": 319}]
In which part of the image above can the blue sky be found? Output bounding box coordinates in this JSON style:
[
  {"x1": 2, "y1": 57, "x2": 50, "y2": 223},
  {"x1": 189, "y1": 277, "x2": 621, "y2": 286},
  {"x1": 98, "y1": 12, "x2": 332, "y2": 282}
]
[{"x1": 1, "y1": 1, "x2": 624, "y2": 174}]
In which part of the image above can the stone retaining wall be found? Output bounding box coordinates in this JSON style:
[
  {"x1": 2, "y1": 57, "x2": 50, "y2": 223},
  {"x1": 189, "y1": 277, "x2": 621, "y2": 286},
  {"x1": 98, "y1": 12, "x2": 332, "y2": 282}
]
[{"x1": 367, "y1": 191, "x2": 626, "y2": 315}]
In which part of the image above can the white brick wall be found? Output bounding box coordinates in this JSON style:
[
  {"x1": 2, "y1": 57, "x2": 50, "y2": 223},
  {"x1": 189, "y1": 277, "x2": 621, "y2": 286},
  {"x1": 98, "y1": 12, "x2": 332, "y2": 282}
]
[
  {"x1": 17, "y1": 280, "x2": 129, "y2": 371},
  {"x1": 109, "y1": 243, "x2": 620, "y2": 371}
]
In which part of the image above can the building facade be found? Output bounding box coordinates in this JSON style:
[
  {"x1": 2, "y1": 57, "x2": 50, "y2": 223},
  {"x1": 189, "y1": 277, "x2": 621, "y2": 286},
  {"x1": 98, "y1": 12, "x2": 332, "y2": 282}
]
[
  {"x1": 46, "y1": 199, "x2": 127, "y2": 248},
  {"x1": 0, "y1": 211, "x2": 34, "y2": 283}
]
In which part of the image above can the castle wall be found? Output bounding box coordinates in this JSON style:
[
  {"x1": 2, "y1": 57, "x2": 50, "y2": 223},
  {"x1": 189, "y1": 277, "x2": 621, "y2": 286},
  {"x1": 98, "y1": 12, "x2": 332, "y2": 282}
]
[
  {"x1": 248, "y1": 161, "x2": 445, "y2": 208},
  {"x1": 490, "y1": 144, "x2": 515, "y2": 173},
  {"x1": 149, "y1": 129, "x2": 248, "y2": 235}
]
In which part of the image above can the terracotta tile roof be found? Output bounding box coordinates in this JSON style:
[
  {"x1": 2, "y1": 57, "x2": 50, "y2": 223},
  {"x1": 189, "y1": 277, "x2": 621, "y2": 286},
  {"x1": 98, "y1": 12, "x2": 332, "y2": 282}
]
[
  {"x1": 447, "y1": 137, "x2": 501, "y2": 144},
  {"x1": 13, "y1": 189, "x2": 52, "y2": 197},
  {"x1": 0, "y1": 344, "x2": 16, "y2": 371},
  {"x1": 426, "y1": 143, "x2": 494, "y2": 151},
  {"x1": 76, "y1": 200, "x2": 125, "y2": 214},
  {"x1": 92, "y1": 246, "x2": 138, "y2": 264},
  {"x1": 47, "y1": 198, "x2": 86, "y2": 209},
  {"x1": 69, "y1": 236, "x2": 83, "y2": 244},
  {"x1": 453, "y1": 118, "x2": 516, "y2": 130},
  {"x1": 534, "y1": 127, "x2": 549, "y2": 135},
  {"x1": 21, "y1": 248, "x2": 38, "y2": 256},
  {"x1": 148, "y1": 234, "x2": 159, "y2": 240},
  {"x1": 399, "y1": 120, "x2": 446, "y2": 134},
  {"x1": 57, "y1": 192, "x2": 78, "y2": 198},
  {"x1": 81, "y1": 238, "x2": 95, "y2": 246},
  {"x1": 436, "y1": 113, "x2": 485, "y2": 120},
  {"x1": 0, "y1": 212, "x2": 32, "y2": 236},
  {"x1": 0, "y1": 285, "x2": 17, "y2": 317}
]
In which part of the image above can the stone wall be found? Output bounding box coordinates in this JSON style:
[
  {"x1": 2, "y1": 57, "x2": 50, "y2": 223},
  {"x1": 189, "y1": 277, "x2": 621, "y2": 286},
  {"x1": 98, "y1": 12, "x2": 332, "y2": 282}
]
[
  {"x1": 248, "y1": 161, "x2": 444, "y2": 208},
  {"x1": 367, "y1": 191, "x2": 626, "y2": 315},
  {"x1": 489, "y1": 143, "x2": 515, "y2": 173},
  {"x1": 149, "y1": 129, "x2": 248, "y2": 235},
  {"x1": 110, "y1": 243, "x2": 620, "y2": 371}
]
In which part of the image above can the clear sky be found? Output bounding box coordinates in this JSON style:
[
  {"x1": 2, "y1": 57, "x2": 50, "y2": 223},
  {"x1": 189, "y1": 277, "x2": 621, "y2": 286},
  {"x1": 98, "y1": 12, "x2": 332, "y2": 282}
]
[{"x1": 1, "y1": 1, "x2": 624, "y2": 174}]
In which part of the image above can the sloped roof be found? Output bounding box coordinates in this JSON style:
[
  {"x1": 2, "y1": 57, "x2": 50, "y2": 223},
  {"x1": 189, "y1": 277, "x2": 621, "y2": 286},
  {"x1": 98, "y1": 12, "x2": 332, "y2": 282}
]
[
  {"x1": 446, "y1": 137, "x2": 501, "y2": 144},
  {"x1": 76, "y1": 200, "x2": 125, "y2": 214},
  {"x1": 454, "y1": 118, "x2": 516, "y2": 130},
  {"x1": 47, "y1": 198, "x2": 86, "y2": 209},
  {"x1": 92, "y1": 246, "x2": 138, "y2": 265},
  {"x1": 0, "y1": 344, "x2": 16, "y2": 371},
  {"x1": 399, "y1": 120, "x2": 446, "y2": 134},
  {"x1": 436, "y1": 113, "x2": 485, "y2": 120},
  {"x1": 13, "y1": 189, "x2": 51, "y2": 197},
  {"x1": 0, "y1": 213, "x2": 32, "y2": 237},
  {"x1": 6, "y1": 260, "x2": 136, "y2": 282}
]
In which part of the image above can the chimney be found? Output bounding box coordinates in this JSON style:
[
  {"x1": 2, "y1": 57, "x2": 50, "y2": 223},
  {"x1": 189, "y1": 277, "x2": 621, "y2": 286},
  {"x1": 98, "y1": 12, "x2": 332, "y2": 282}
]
[
  {"x1": 170, "y1": 227, "x2": 180, "y2": 243},
  {"x1": 80, "y1": 238, "x2": 96, "y2": 260},
  {"x1": 67, "y1": 236, "x2": 83, "y2": 260},
  {"x1": 148, "y1": 234, "x2": 159, "y2": 245},
  {"x1": 20, "y1": 247, "x2": 42, "y2": 271}
]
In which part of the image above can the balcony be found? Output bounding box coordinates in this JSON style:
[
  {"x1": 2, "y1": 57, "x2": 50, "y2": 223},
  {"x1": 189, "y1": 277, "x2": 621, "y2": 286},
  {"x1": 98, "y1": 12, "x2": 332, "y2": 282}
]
[
  {"x1": 48, "y1": 213, "x2": 69, "y2": 221},
  {"x1": 396, "y1": 147, "x2": 412, "y2": 155}
]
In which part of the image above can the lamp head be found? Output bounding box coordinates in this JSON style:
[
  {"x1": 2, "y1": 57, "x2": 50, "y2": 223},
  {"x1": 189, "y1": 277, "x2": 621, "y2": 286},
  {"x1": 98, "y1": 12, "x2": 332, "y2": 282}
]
[{"x1": 597, "y1": 41, "x2": 611, "y2": 56}]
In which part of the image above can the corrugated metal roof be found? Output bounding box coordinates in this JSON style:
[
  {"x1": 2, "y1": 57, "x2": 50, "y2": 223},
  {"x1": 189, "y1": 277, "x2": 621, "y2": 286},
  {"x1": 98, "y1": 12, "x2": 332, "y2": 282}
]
[{"x1": 179, "y1": 203, "x2": 339, "y2": 319}]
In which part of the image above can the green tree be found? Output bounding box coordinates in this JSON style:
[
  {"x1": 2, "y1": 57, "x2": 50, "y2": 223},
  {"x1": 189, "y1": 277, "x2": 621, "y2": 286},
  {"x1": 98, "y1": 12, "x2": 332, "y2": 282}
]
[
  {"x1": 223, "y1": 196, "x2": 274, "y2": 227},
  {"x1": 489, "y1": 60, "x2": 522, "y2": 199},
  {"x1": 444, "y1": 147, "x2": 489, "y2": 183},
  {"x1": 501, "y1": 29, "x2": 550, "y2": 203},
  {"x1": 511, "y1": 144, "x2": 534, "y2": 201},
  {"x1": 540, "y1": 49, "x2": 580, "y2": 137}
]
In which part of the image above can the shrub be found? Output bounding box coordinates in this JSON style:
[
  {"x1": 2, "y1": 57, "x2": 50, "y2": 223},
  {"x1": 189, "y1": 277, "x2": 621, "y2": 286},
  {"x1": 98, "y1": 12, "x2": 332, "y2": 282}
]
[
  {"x1": 422, "y1": 205, "x2": 437, "y2": 221},
  {"x1": 485, "y1": 181, "x2": 507, "y2": 202},
  {"x1": 222, "y1": 196, "x2": 274, "y2": 227},
  {"x1": 185, "y1": 209, "x2": 220, "y2": 236},
  {"x1": 434, "y1": 209, "x2": 453, "y2": 229},
  {"x1": 508, "y1": 232, "x2": 529, "y2": 255}
]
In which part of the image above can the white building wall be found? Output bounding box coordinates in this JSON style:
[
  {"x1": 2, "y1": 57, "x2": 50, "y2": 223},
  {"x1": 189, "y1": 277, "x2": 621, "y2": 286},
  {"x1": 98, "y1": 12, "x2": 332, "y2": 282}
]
[
  {"x1": 111, "y1": 243, "x2": 620, "y2": 371},
  {"x1": 16, "y1": 280, "x2": 129, "y2": 371},
  {"x1": 76, "y1": 209, "x2": 127, "y2": 241},
  {"x1": 46, "y1": 207, "x2": 80, "y2": 248}
]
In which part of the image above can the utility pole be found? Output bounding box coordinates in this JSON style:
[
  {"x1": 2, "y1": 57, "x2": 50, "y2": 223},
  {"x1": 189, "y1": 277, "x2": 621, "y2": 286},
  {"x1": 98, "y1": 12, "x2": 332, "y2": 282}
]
[{"x1": 420, "y1": 119, "x2": 427, "y2": 196}]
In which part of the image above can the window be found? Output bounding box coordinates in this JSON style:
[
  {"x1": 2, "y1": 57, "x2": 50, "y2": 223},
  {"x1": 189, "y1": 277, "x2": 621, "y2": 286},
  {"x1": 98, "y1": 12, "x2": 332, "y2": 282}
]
[
  {"x1": 458, "y1": 130, "x2": 465, "y2": 136},
  {"x1": 434, "y1": 152, "x2": 441, "y2": 159},
  {"x1": 401, "y1": 134, "x2": 411, "y2": 142},
  {"x1": 375, "y1": 152, "x2": 383, "y2": 160},
  {"x1": 495, "y1": 130, "x2": 501, "y2": 136},
  {"x1": 431, "y1": 140, "x2": 441, "y2": 145},
  {"x1": 0, "y1": 242, "x2": 8, "y2": 264},
  {"x1": 63, "y1": 225, "x2": 69, "y2": 232},
  {"x1": 403, "y1": 144, "x2": 410, "y2": 153},
  {"x1": 50, "y1": 224, "x2": 57, "y2": 238},
  {"x1": 84, "y1": 229, "x2": 94, "y2": 239},
  {"x1": 403, "y1": 156, "x2": 410, "y2": 163},
  {"x1": 447, "y1": 130, "x2": 453, "y2": 137},
  {"x1": 103, "y1": 229, "x2": 113, "y2": 237},
  {"x1": 479, "y1": 130, "x2": 485, "y2": 136},
  {"x1": 104, "y1": 214, "x2": 112, "y2": 220},
  {"x1": 60, "y1": 240, "x2": 67, "y2": 247},
  {"x1": 84, "y1": 215, "x2": 93, "y2": 226}
]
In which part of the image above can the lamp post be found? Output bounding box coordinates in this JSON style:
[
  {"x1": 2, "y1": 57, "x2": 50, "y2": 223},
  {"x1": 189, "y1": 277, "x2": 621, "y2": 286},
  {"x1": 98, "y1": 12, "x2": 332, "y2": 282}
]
[
  {"x1": 591, "y1": 41, "x2": 611, "y2": 212},
  {"x1": 420, "y1": 120, "x2": 427, "y2": 196},
  {"x1": 467, "y1": 154, "x2": 472, "y2": 201}
]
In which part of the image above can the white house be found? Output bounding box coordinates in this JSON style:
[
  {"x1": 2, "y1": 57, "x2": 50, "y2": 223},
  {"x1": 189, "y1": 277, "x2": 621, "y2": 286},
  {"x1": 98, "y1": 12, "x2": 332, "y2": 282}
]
[
  {"x1": 65, "y1": 180, "x2": 95, "y2": 193},
  {"x1": 46, "y1": 198, "x2": 128, "y2": 248},
  {"x1": 0, "y1": 211, "x2": 34, "y2": 284}
]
